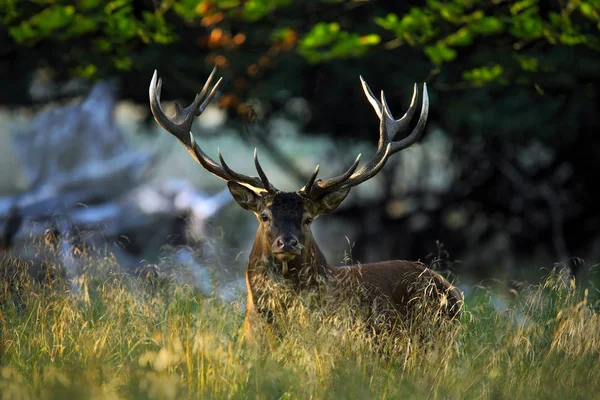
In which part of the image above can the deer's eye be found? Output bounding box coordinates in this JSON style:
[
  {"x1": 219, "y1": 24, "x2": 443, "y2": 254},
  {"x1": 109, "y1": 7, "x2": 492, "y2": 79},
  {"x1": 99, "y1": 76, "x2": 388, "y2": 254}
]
[
  {"x1": 304, "y1": 217, "x2": 313, "y2": 226},
  {"x1": 260, "y1": 212, "x2": 270, "y2": 222}
]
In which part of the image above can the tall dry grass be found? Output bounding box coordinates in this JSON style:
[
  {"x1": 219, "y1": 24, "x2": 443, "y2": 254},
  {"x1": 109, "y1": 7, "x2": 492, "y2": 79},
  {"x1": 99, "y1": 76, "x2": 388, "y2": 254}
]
[{"x1": 1, "y1": 240, "x2": 599, "y2": 399}]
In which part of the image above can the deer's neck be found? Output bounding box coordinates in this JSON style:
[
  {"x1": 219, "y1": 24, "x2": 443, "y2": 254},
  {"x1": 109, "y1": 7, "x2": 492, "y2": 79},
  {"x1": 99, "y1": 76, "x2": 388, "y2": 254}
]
[
  {"x1": 245, "y1": 229, "x2": 330, "y2": 314},
  {"x1": 247, "y1": 231, "x2": 329, "y2": 278}
]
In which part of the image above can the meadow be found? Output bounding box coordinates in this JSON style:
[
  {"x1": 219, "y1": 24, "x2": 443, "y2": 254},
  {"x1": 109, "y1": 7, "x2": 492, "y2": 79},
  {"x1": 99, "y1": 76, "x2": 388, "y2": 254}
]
[{"x1": 1, "y1": 241, "x2": 599, "y2": 400}]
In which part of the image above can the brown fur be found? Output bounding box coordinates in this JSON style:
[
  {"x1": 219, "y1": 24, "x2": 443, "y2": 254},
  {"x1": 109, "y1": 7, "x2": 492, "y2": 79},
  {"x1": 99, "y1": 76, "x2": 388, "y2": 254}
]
[{"x1": 232, "y1": 188, "x2": 463, "y2": 339}]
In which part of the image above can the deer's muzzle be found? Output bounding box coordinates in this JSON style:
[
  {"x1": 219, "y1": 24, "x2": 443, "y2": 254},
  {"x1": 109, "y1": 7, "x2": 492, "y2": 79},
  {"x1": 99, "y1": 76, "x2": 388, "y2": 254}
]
[{"x1": 272, "y1": 235, "x2": 301, "y2": 261}]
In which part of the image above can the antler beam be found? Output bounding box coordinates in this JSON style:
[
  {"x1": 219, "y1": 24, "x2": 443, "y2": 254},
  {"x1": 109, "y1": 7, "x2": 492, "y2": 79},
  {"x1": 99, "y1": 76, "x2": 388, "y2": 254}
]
[
  {"x1": 149, "y1": 69, "x2": 276, "y2": 193},
  {"x1": 303, "y1": 78, "x2": 429, "y2": 198}
]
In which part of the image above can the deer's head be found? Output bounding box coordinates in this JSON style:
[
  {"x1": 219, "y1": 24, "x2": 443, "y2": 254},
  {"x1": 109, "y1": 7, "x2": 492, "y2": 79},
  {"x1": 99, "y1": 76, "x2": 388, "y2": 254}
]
[
  {"x1": 225, "y1": 182, "x2": 350, "y2": 262},
  {"x1": 148, "y1": 68, "x2": 428, "y2": 264}
]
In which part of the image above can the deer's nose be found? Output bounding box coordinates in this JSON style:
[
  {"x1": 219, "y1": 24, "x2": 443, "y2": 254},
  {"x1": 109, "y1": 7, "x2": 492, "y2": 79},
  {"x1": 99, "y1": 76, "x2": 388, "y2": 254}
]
[{"x1": 274, "y1": 236, "x2": 298, "y2": 251}]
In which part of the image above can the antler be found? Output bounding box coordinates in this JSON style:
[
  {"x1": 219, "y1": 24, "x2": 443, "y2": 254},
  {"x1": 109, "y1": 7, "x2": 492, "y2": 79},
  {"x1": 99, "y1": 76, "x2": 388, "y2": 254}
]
[
  {"x1": 302, "y1": 77, "x2": 429, "y2": 198},
  {"x1": 149, "y1": 68, "x2": 276, "y2": 193}
]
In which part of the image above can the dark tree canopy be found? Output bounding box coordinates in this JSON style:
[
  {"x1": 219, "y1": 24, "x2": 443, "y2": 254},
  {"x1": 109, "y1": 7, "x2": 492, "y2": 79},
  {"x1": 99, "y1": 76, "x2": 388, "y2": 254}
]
[{"x1": 2, "y1": 1, "x2": 598, "y2": 117}]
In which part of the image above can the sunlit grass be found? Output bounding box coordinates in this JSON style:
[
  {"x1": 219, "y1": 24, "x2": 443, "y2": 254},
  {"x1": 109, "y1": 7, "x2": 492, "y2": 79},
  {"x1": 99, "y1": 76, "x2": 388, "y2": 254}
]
[{"x1": 1, "y1": 242, "x2": 599, "y2": 399}]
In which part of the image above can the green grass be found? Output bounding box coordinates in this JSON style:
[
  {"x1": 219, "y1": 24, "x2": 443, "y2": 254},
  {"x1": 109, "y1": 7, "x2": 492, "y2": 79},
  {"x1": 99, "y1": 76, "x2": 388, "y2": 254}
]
[{"x1": 1, "y1": 244, "x2": 599, "y2": 399}]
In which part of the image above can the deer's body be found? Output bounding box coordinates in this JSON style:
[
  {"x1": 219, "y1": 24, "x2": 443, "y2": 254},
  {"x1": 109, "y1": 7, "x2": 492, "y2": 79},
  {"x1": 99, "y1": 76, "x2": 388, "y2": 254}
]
[
  {"x1": 149, "y1": 68, "x2": 463, "y2": 339},
  {"x1": 240, "y1": 191, "x2": 462, "y2": 337},
  {"x1": 245, "y1": 258, "x2": 462, "y2": 328}
]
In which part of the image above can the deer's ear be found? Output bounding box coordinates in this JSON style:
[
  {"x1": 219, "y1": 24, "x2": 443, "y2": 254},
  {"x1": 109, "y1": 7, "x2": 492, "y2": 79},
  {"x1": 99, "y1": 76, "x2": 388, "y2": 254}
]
[
  {"x1": 227, "y1": 181, "x2": 262, "y2": 212},
  {"x1": 310, "y1": 186, "x2": 351, "y2": 215}
]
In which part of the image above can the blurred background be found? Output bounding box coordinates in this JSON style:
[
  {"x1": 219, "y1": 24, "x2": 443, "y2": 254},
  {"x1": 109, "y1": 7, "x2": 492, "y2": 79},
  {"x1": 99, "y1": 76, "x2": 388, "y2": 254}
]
[{"x1": 1, "y1": 0, "x2": 598, "y2": 291}]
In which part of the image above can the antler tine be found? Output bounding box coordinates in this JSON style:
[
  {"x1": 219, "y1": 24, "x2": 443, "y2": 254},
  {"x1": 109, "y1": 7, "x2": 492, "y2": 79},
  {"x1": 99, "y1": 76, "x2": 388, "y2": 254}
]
[
  {"x1": 197, "y1": 73, "x2": 223, "y2": 118},
  {"x1": 195, "y1": 66, "x2": 217, "y2": 115},
  {"x1": 304, "y1": 77, "x2": 429, "y2": 199},
  {"x1": 345, "y1": 144, "x2": 391, "y2": 187},
  {"x1": 389, "y1": 83, "x2": 429, "y2": 152},
  {"x1": 381, "y1": 83, "x2": 419, "y2": 141},
  {"x1": 188, "y1": 132, "x2": 268, "y2": 190},
  {"x1": 308, "y1": 154, "x2": 361, "y2": 197},
  {"x1": 301, "y1": 165, "x2": 320, "y2": 196},
  {"x1": 254, "y1": 149, "x2": 276, "y2": 193},
  {"x1": 217, "y1": 148, "x2": 275, "y2": 193},
  {"x1": 360, "y1": 75, "x2": 383, "y2": 120},
  {"x1": 217, "y1": 148, "x2": 246, "y2": 181},
  {"x1": 150, "y1": 69, "x2": 270, "y2": 192}
]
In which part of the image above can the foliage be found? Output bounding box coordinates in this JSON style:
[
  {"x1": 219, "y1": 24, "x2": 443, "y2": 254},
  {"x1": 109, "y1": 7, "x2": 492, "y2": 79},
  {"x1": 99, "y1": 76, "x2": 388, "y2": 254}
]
[
  {"x1": 2, "y1": 0, "x2": 598, "y2": 84},
  {"x1": 1, "y1": 0, "x2": 598, "y2": 148},
  {"x1": 1, "y1": 0, "x2": 598, "y2": 143},
  {"x1": 298, "y1": 22, "x2": 381, "y2": 63},
  {"x1": 1, "y1": 243, "x2": 600, "y2": 399},
  {"x1": 3, "y1": 0, "x2": 177, "y2": 78},
  {"x1": 1, "y1": 0, "x2": 599, "y2": 269}
]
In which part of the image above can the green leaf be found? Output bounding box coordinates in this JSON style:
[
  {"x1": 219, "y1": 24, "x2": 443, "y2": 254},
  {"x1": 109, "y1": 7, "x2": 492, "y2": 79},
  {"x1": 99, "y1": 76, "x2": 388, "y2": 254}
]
[
  {"x1": 104, "y1": 0, "x2": 133, "y2": 15},
  {"x1": 214, "y1": 0, "x2": 242, "y2": 9},
  {"x1": 7, "y1": 4, "x2": 80, "y2": 43},
  {"x1": 142, "y1": 12, "x2": 177, "y2": 44},
  {"x1": 299, "y1": 23, "x2": 379, "y2": 63},
  {"x1": 330, "y1": 33, "x2": 379, "y2": 58},
  {"x1": 510, "y1": 13, "x2": 544, "y2": 39},
  {"x1": 243, "y1": 0, "x2": 292, "y2": 21},
  {"x1": 559, "y1": 32, "x2": 587, "y2": 45},
  {"x1": 438, "y1": 3, "x2": 464, "y2": 23},
  {"x1": 469, "y1": 16, "x2": 504, "y2": 35},
  {"x1": 462, "y1": 64, "x2": 504, "y2": 86},
  {"x1": 105, "y1": 10, "x2": 137, "y2": 40},
  {"x1": 374, "y1": 13, "x2": 398, "y2": 31},
  {"x1": 515, "y1": 55, "x2": 539, "y2": 72},
  {"x1": 32, "y1": 5, "x2": 76, "y2": 34},
  {"x1": 0, "y1": 0, "x2": 21, "y2": 24},
  {"x1": 375, "y1": 8, "x2": 437, "y2": 45},
  {"x1": 8, "y1": 23, "x2": 37, "y2": 43},
  {"x1": 510, "y1": 0, "x2": 538, "y2": 16},
  {"x1": 359, "y1": 34, "x2": 381, "y2": 46},
  {"x1": 114, "y1": 55, "x2": 132, "y2": 70},
  {"x1": 300, "y1": 22, "x2": 341, "y2": 48},
  {"x1": 66, "y1": 15, "x2": 98, "y2": 36},
  {"x1": 243, "y1": 0, "x2": 269, "y2": 21},
  {"x1": 424, "y1": 43, "x2": 457, "y2": 64},
  {"x1": 579, "y1": 2, "x2": 595, "y2": 18},
  {"x1": 78, "y1": 0, "x2": 103, "y2": 11},
  {"x1": 398, "y1": 8, "x2": 437, "y2": 43},
  {"x1": 74, "y1": 63, "x2": 98, "y2": 79},
  {"x1": 444, "y1": 27, "x2": 473, "y2": 46},
  {"x1": 93, "y1": 38, "x2": 112, "y2": 52}
]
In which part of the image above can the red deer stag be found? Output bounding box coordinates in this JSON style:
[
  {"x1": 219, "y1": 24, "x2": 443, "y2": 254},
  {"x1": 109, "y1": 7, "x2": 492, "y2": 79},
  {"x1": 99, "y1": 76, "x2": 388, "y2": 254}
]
[{"x1": 149, "y1": 68, "x2": 463, "y2": 338}]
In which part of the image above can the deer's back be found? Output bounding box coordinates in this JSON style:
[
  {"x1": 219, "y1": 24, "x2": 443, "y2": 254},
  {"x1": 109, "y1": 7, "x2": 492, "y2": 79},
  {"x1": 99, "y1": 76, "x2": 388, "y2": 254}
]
[{"x1": 330, "y1": 260, "x2": 462, "y2": 320}]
